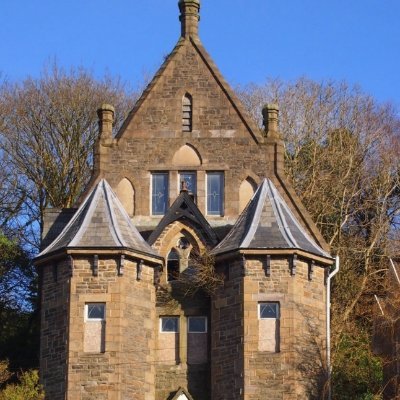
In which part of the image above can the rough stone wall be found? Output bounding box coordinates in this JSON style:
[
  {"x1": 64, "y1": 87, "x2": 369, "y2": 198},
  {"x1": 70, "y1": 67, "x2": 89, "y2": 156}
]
[
  {"x1": 98, "y1": 40, "x2": 275, "y2": 231},
  {"x1": 243, "y1": 257, "x2": 327, "y2": 400},
  {"x1": 155, "y1": 282, "x2": 210, "y2": 400},
  {"x1": 66, "y1": 256, "x2": 155, "y2": 400},
  {"x1": 211, "y1": 260, "x2": 244, "y2": 400},
  {"x1": 40, "y1": 260, "x2": 70, "y2": 400}
]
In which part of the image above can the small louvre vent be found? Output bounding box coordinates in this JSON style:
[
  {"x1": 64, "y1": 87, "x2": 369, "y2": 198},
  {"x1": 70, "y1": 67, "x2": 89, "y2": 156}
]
[{"x1": 182, "y1": 94, "x2": 192, "y2": 132}]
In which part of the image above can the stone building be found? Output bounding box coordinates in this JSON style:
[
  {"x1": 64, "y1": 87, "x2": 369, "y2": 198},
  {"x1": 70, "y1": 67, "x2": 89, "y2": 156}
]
[{"x1": 35, "y1": 1, "x2": 335, "y2": 399}]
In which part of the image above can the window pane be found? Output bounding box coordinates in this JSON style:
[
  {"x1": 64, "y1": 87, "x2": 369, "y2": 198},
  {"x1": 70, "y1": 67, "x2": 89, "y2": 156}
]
[
  {"x1": 87, "y1": 303, "x2": 105, "y2": 320},
  {"x1": 188, "y1": 317, "x2": 207, "y2": 333},
  {"x1": 207, "y1": 172, "x2": 223, "y2": 215},
  {"x1": 161, "y1": 317, "x2": 179, "y2": 332},
  {"x1": 259, "y1": 303, "x2": 279, "y2": 319},
  {"x1": 180, "y1": 172, "x2": 196, "y2": 195},
  {"x1": 152, "y1": 173, "x2": 168, "y2": 215}
]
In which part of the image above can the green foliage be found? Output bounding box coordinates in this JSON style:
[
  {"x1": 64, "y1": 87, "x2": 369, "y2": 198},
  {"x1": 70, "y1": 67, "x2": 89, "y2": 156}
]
[
  {"x1": 0, "y1": 234, "x2": 19, "y2": 268},
  {"x1": 0, "y1": 233, "x2": 39, "y2": 370},
  {"x1": 0, "y1": 367, "x2": 44, "y2": 400},
  {"x1": 332, "y1": 330, "x2": 383, "y2": 400}
]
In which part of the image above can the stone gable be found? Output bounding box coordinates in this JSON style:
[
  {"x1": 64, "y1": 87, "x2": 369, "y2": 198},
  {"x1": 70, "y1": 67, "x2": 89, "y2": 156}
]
[{"x1": 36, "y1": 1, "x2": 335, "y2": 399}]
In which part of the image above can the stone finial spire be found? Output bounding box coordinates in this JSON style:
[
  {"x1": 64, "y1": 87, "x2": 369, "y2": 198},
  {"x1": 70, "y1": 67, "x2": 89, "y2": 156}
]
[
  {"x1": 97, "y1": 104, "x2": 115, "y2": 140},
  {"x1": 262, "y1": 103, "x2": 280, "y2": 139},
  {"x1": 179, "y1": 0, "x2": 200, "y2": 38},
  {"x1": 262, "y1": 103, "x2": 284, "y2": 175}
]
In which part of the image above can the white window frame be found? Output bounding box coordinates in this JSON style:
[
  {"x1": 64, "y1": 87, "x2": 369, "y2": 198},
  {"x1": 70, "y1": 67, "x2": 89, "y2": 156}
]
[
  {"x1": 187, "y1": 316, "x2": 207, "y2": 333},
  {"x1": 258, "y1": 302, "x2": 280, "y2": 320},
  {"x1": 160, "y1": 316, "x2": 179, "y2": 333},
  {"x1": 206, "y1": 171, "x2": 224, "y2": 216},
  {"x1": 85, "y1": 303, "x2": 106, "y2": 322}
]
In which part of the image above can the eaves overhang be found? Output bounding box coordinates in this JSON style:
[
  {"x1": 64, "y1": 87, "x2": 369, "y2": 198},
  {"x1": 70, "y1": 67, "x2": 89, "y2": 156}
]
[
  {"x1": 34, "y1": 246, "x2": 164, "y2": 267},
  {"x1": 213, "y1": 247, "x2": 334, "y2": 266}
]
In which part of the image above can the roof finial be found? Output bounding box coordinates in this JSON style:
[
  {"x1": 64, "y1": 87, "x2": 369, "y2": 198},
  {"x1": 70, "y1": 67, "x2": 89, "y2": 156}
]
[
  {"x1": 178, "y1": 0, "x2": 200, "y2": 38},
  {"x1": 180, "y1": 179, "x2": 189, "y2": 193}
]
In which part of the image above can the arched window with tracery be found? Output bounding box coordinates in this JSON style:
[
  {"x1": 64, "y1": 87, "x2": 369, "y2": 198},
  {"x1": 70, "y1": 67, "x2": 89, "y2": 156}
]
[{"x1": 182, "y1": 93, "x2": 192, "y2": 132}]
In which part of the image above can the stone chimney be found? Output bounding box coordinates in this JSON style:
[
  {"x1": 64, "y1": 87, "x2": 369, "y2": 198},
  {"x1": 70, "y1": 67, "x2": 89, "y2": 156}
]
[
  {"x1": 179, "y1": 0, "x2": 200, "y2": 38},
  {"x1": 262, "y1": 104, "x2": 284, "y2": 175},
  {"x1": 94, "y1": 104, "x2": 114, "y2": 176},
  {"x1": 262, "y1": 103, "x2": 280, "y2": 139},
  {"x1": 97, "y1": 104, "x2": 115, "y2": 142}
]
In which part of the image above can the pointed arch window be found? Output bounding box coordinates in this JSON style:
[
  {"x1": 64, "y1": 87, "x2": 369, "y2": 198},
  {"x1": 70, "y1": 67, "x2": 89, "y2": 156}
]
[
  {"x1": 167, "y1": 249, "x2": 180, "y2": 281},
  {"x1": 182, "y1": 94, "x2": 192, "y2": 132}
]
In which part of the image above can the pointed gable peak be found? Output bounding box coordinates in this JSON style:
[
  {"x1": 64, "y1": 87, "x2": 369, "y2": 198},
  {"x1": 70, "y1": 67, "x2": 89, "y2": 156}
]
[
  {"x1": 171, "y1": 387, "x2": 194, "y2": 400},
  {"x1": 148, "y1": 191, "x2": 218, "y2": 247},
  {"x1": 37, "y1": 179, "x2": 160, "y2": 260},
  {"x1": 212, "y1": 179, "x2": 332, "y2": 261}
]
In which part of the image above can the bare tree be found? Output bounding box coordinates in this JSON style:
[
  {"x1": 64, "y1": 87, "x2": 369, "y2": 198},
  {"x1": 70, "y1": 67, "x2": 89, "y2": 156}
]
[
  {"x1": 236, "y1": 77, "x2": 400, "y2": 398},
  {"x1": 0, "y1": 64, "x2": 137, "y2": 248}
]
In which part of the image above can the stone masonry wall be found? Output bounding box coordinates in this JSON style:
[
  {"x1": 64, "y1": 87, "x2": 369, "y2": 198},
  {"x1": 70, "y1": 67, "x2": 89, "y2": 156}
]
[
  {"x1": 243, "y1": 257, "x2": 327, "y2": 400},
  {"x1": 97, "y1": 39, "x2": 284, "y2": 231},
  {"x1": 67, "y1": 256, "x2": 155, "y2": 400},
  {"x1": 211, "y1": 260, "x2": 244, "y2": 400},
  {"x1": 155, "y1": 282, "x2": 210, "y2": 400},
  {"x1": 40, "y1": 260, "x2": 70, "y2": 400}
]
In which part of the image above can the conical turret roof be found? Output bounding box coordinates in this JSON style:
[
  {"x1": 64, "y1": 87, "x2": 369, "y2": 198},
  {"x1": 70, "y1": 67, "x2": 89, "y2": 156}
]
[
  {"x1": 211, "y1": 178, "x2": 332, "y2": 260},
  {"x1": 37, "y1": 179, "x2": 160, "y2": 260}
]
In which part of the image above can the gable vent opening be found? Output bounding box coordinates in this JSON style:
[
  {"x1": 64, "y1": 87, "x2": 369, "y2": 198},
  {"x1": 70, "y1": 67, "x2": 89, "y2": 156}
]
[{"x1": 182, "y1": 93, "x2": 192, "y2": 132}]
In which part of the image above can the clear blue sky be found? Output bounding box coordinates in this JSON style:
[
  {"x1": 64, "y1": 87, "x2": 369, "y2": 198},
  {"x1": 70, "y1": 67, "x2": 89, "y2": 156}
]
[{"x1": 1, "y1": 0, "x2": 399, "y2": 106}]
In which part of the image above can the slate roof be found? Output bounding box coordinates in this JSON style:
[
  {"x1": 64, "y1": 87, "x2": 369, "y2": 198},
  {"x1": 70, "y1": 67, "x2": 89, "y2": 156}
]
[
  {"x1": 37, "y1": 179, "x2": 160, "y2": 260},
  {"x1": 147, "y1": 191, "x2": 218, "y2": 246},
  {"x1": 211, "y1": 178, "x2": 332, "y2": 259}
]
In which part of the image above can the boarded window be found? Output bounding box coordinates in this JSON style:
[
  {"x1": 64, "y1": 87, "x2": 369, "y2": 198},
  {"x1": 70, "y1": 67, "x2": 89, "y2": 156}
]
[
  {"x1": 116, "y1": 178, "x2": 135, "y2": 216},
  {"x1": 182, "y1": 94, "x2": 192, "y2": 132},
  {"x1": 172, "y1": 144, "x2": 201, "y2": 167},
  {"x1": 84, "y1": 303, "x2": 106, "y2": 353},
  {"x1": 188, "y1": 316, "x2": 208, "y2": 364},
  {"x1": 158, "y1": 317, "x2": 180, "y2": 364},
  {"x1": 239, "y1": 178, "x2": 256, "y2": 213},
  {"x1": 258, "y1": 302, "x2": 280, "y2": 352}
]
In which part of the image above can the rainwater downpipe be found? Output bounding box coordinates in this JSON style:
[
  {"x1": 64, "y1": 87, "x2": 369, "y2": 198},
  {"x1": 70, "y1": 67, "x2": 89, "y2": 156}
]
[{"x1": 327, "y1": 255, "x2": 339, "y2": 400}]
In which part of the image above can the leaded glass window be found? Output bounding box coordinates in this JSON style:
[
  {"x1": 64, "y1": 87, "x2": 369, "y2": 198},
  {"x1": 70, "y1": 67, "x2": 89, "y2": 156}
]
[
  {"x1": 160, "y1": 317, "x2": 179, "y2": 332},
  {"x1": 259, "y1": 302, "x2": 280, "y2": 319},
  {"x1": 180, "y1": 171, "x2": 196, "y2": 196},
  {"x1": 207, "y1": 172, "x2": 224, "y2": 215},
  {"x1": 86, "y1": 303, "x2": 105, "y2": 320},
  {"x1": 152, "y1": 173, "x2": 168, "y2": 215}
]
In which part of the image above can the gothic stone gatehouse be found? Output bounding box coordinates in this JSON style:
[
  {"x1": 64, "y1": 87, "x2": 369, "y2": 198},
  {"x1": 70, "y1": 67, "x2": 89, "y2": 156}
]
[{"x1": 34, "y1": 1, "x2": 334, "y2": 399}]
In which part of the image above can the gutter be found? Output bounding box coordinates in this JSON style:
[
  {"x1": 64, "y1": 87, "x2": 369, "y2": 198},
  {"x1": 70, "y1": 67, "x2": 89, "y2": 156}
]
[{"x1": 326, "y1": 255, "x2": 340, "y2": 400}]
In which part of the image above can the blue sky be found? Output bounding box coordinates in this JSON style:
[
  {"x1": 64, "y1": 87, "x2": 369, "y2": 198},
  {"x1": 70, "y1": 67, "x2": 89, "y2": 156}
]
[{"x1": 1, "y1": 0, "x2": 399, "y2": 106}]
